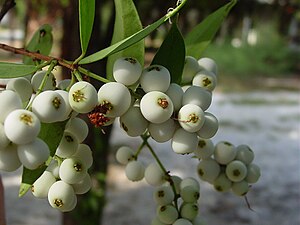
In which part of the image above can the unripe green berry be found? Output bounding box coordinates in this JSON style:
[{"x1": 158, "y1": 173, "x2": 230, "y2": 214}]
[
  {"x1": 153, "y1": 185, "x2": 175, "y2": 206},
  {"x1": 156, "y1": 204, "x2": 178, "y2": 224},
  {"x1": 213, "y1": 173, "x2": 232, "y2": 192},
  {"x1": 231, "y1": 180, "x2": 249, "y2": 196},
  {"x1": 225, "y1": 160, "x2": 248, "y2": 182},
  {"x1": 115, "y1": 146, "x2": 135, "y2": 165},
  {"x1": 125, "y1": 160, "x2": 145, "y2": 182},
  {"x1": 194, "y1": 138, "x2": 214, "y2": 159},
  {"x1": 214, "y1": 141, "x2": 236, "y2": 165}
]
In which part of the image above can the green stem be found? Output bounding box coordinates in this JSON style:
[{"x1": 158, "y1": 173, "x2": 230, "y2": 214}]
[
  {"x1": 78, "y1": 67, "x2": 110, "y2": 84},
  {"x1": 134, "y1": 136, "x2": 149, "y2": 159},
  {"x1": 73, "y1": 70, "x2": 83, "y2": 81},
  {"x1": 26, "y1": 60, "x2": 57, "y2": 110},
  {"x1": 73, "y1": 52, "x2": 85, "y2": 65},
  {"x1": 144, "y1": 139, "x2": 179, "y2": 209}
]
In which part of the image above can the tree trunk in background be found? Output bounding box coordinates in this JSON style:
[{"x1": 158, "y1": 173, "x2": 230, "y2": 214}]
[{"x1": 61, "y1": 0, "x2": 114, "y2": 224}]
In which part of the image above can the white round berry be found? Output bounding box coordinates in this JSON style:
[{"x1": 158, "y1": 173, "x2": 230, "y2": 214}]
[
  {"x1": 113, "y1": 57, "x2": 142, "y2": 86},
  {"x1": 165, "y1": 83, "x2": 184, "y2": 112},
  {"x1": 194, "y1": 138, "x2": 215, "y2": 159},
  {"x1": 182, "y1": 86, "x2": 212, "y2": 111},
  {"x1": 192, "y1": 70, "x2": 217, "y2": 92},
  {"x1": 180, "y1": 177, "x2": 200, "y2": 191},
  {"x1": 181, "y1": 56, "x2": 201, "y2": 84},
  {"x1": 6, "y1": 77, "x2": 33, "y2": 103},
  {"x1": 72, "y1": 144, "x2": 93, "y2": 169},
  {"x1": 151, "y1": 217, "x2": 168, "y2": 225},
  {"x1": 213, "y1": 173, "x2": 232, "y2": 192},
  {"x1": 171, "y1": 128, "x2": 198, "y2": 154},
  {"x1": 31, "y1": 171, "x2": 56, "y2": 198},
  {"x1": 0, "y1": 144, "x2": 21, "y2": 172},
  {"x1": 0, "y1": 90, "x2": 22, "y2": 123},
  {"x1": 0, "y1": 123, "x2": 10, "y2": 149},
  {"x1": 119, "y1": 105, "x2": 148, "y2": 137},
  {"x1": 153, "y1": 185, "x2": 175, "y2": 206},
  {"x1": 72, "y1": 173, "x2": 92, "y2": 194},
  {"x1": 180, "y1": 202, "x2": 199, "y2": 221},
  {"x1": 144, "y1": 162, "x2": 166, "y2": 186},
  {"x1": 198, "y1": 57, "x2": 218, "y2": 75},
  {"x1": 98, "y1": 82, "x2": 131, "y2": 117},
  {"x1": 65, "y1": 117, "x2": 89, "y2": 143},
  {"x1": 32, "y1": 90, "x2": 67, "y2": 123},
  {"x1": 140, "y1": 91, "x2": 174, "y2": 124},
  {"x1": 56, "y1": 79, "x2": 71, "y2": 90},
  {"x1": 55, "y1": 131, "x2": 79, "y2": 158},
  {"x1": 231, "y1": 180, "x2": 249, "y2": 196},
  {"x1": 235, "y1": 145, "x2": 254, "y2": 165},
  {"x1": 46, "y1": 159, "x2": 60, "y2": 179},
  {"x1": 59, "y1": 157, "x2": 88, "y2": 184},
  {"x1": 197, "y1": 112, "x2": 218, "y2": 139},
  {"x1": 180, "y1": 185, "x2": 200, "y2": 203},
  {"x1": 156, "y1": 204, "x2": 178, "y2": 224},
  {"x1": 148, "y1": 119, "x2": 177, "y2": 143},
  {"x1": 178, "y1": 104, "x2": 205, "y2": 133},
  {"x1": 54, "y1": 90, "x2": 73, "y2": 121},
  {"x1": 115, "y1": 146, "x2": 135, "y2": 165},
  {"x1": 173, "y1": 218, "x2": 193, "y2": 225},
  {"x1": 69, "y1": 81, "x2": 98, "y2": 114},
  {"x1": 125, "y1": 160, "x2": 145, "y2": 182},
  {"x1": 245, "y1": 163, "x2": 261, "y2": 184},
  {"x1": 140, "y1": 65, "x2": 171, "y2": 93},
  {"x1": 226, "y1": 160, "x2": 248, "y2": 182},
  {"x1": 17, "y1": 138, "x2": 50, "y2": 170},
  {"x1": 31, "y1": 70, "x2": 56, "y2": 92},
  {"x1": 48, "y1": 180, "x2": 76, "y2": 212},
  {"x1": 4, "y1": 109, "x2": 40, "y2": 145},
  {"x1": 197, "y1": 158, "x2": 221, "y2": 183},
  {"x1": 214, "y1": 141, "x2": 236, "y2": 165}
]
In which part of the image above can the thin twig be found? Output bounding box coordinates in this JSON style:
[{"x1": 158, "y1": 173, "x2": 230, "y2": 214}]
[{"x1": 0, "y1": 43, "x2": 74, "y2": 70}]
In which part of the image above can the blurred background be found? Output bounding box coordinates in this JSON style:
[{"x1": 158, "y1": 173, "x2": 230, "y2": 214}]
[{"x1": 0, "y1": 0, "x2": 299, "y2": 225}]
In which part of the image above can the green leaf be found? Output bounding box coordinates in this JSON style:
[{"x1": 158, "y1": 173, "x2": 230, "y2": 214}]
[
  {"x1": 106, "y1": 0, "x2": 144, "y2": 80},
  {"x1": 79, "y1": 16, "x2": 166, "y2": 65},
  {"x1": 185, "y1": 0, "x2": 237, "y2": 59},
  {"x1": 23, "y1": 24, "x2": 53, "y2": 65},
  {"x1": 151, "y1": 22, "x2": 185, "y2": 84},
  {"x1": 19, "y1": 121, "x2": 67, "y2": 197},
  {"x1": 79, "y1": 0, "x2": 189, "y2": 65},
  {"x1": 0, "y1": 62, "x2": 37, "y2": 78},
  {"x1": 79, "y1": 0, "x2": 95, "y2": 54}
]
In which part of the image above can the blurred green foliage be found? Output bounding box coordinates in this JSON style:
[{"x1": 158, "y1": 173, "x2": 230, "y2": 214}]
[{"x1": 203, "y1": 21, "x2": 300, "y2": 77}]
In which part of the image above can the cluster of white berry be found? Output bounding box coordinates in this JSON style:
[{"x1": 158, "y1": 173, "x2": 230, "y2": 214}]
[
  {"x1": 0, "y1": 71, "x2": 93, "y2": 212},
  {"x1": 112, "y1": 56, "x2": 261, "y2": 225},
  {"x1": 196, "y1": 140, "x2": 261, "y2": 196},
  {"x1": 33, "y1": 117, "x2": 93, "y2": 212},
  {"x1": 116, "y1": 146, "x2": 204, "y2": 225}
]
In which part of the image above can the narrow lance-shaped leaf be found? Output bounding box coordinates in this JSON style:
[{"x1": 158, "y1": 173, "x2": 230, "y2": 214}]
[
  {"x1": 19, "y1": 121, "x2": 67, "y2": 197},
  {"x1": 0, "y1": 62, "x2": 37, "y2": 78},
  {"x1": 23, "y1": 24, "x2": 53, "y2": 65},
  {"x1": 151, "y1": 22, "x2": 185, "y2": 84},
  {"x1": 106, "y1": 0, "x2": 144, "y2": 80},
  {"x1": 79, "y1": 0, "x2": 95, "y2": 54},
  {"x1": 185, "y1": 0, "x2": 237, "y2": 59},
  {"x1": 79, "y1": 0, "x2": 188, "y2": 65}
]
